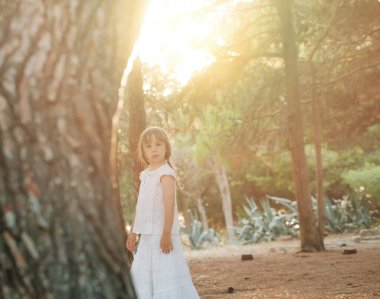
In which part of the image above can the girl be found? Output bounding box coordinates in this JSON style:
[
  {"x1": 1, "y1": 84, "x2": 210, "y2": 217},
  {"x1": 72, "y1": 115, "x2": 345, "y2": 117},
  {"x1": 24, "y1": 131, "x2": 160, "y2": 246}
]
[{"x1": 126, "y1": 126, "x2": 199, "y2": 299}]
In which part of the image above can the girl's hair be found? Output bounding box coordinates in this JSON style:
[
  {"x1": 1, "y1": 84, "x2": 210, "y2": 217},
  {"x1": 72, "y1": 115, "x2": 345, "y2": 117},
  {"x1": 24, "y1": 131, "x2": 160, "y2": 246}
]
[{"x1": 137, "y1": 126, "x2": 174, "y2": 169}]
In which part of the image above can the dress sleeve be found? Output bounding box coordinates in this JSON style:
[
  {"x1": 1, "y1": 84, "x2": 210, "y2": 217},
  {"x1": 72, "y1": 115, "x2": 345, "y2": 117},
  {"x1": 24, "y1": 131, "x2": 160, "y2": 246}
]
[{"x1": 159, "y1": 165, "x2": 176, "y2": 181}]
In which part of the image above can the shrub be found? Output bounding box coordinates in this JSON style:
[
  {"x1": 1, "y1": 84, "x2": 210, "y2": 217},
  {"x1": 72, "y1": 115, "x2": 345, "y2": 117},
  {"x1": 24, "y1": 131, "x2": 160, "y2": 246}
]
[{"x1": 342, "y1": 164, "x2": 380, "y2": 206}]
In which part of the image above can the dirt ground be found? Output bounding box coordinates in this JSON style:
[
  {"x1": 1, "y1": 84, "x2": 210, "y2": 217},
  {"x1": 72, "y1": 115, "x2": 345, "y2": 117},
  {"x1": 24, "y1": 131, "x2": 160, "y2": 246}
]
[{"x1": 184, "y1": 234, "x2": 380, "y2": 299}]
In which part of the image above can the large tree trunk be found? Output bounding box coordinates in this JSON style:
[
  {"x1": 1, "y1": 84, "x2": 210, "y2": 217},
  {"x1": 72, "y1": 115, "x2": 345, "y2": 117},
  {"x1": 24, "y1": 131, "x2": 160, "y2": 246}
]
[
  {"x1": 0, "y1": 1, "x2": 146, "y2": 297},
  {"x1": 213, "y1": 163, "x2": 235, "y2": 243},
  {"x1": 275, "y1": 0, "x2": 323, "y2": 251}
]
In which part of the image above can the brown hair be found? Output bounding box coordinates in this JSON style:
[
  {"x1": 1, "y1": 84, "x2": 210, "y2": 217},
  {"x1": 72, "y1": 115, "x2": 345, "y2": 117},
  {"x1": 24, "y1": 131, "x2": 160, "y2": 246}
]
[{"x1": 137, "y1": 126, "x2": 174, "y2": 168}]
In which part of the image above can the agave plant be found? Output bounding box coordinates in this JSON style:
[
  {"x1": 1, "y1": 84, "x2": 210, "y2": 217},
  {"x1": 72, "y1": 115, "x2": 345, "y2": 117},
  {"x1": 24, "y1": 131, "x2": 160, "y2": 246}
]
[
  {"x1": 324, "y1": 193, "x2": 373, "y2": 232},
  {"x1": 181, "y1": 211, "x2": 221, "y2": 249},
  {"x1": 237, "y1": 193, "x2": 374, "y2": 244},
  {"x1": 236, "y1": 196, "x2": 299, "y2": 244}
]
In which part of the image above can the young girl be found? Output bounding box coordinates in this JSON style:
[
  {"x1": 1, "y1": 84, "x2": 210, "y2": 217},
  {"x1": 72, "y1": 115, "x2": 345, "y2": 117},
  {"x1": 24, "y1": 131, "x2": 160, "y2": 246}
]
[{"x1": 126, "y1": 126, "x2": 199, "y2": 299}]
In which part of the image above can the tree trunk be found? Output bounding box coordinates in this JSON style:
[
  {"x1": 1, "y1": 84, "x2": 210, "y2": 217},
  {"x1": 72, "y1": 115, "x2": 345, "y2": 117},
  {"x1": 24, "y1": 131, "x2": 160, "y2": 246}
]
[
  {"x1": 118, "y1": 57, "x2": 146, "y2": 229},
  {"x1": 311, "y1": 63, "x2": 325, "y2": 248},
  {"x1": 275, "y1": 0, "x2": 323, "y2": 251},
  {"x1": 125, "y1": 57, "x2": 146, "y2": 200},
  {"x1": 213, "y1": 163, "x2": 235, "y2": 243},
  {"x1": 178, "y1": 191, "x2": 192, "y2": 231},
  {"x1": 0, "y1": 1, "x2": 147, "y2": 297},
  {"x1": 196, "y1": 196, "x2": 209, "y2": 231},
  {"x1": 111, "y1": 1, "x2": 149, "y2": 229}
]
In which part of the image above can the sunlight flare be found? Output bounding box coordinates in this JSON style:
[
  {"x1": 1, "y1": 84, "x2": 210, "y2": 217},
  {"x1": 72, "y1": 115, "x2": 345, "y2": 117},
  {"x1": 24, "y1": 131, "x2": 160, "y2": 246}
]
[{"x1": 137, "y1": 0, "x2": 219, "y2": 85}]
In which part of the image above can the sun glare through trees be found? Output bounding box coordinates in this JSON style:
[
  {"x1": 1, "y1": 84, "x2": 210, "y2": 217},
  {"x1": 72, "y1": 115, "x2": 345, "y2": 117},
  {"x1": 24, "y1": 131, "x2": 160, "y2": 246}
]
[
  {"x1": 2, "y1": 0, "x2": 379, "y2": 297},
  {"x1": 137, "y1": 0, "x2": 254, "y2": 86}
]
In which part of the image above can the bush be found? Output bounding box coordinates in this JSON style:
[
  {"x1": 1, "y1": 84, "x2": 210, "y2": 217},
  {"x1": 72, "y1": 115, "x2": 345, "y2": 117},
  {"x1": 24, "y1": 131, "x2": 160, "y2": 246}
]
[{"x1": 342, "y1": 164, "x2": 380, "y2": 206}]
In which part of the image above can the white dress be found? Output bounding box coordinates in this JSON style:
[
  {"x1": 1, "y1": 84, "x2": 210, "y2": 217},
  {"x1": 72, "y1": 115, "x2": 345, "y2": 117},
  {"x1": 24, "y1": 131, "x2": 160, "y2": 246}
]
[{"x1": 131, "y1": 164, "x2": 199, "y2": 299}]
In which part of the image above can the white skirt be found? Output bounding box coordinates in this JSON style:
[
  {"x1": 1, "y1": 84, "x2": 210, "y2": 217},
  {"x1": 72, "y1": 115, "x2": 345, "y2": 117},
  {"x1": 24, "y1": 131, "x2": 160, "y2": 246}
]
[{"x1": 130, "y1": 234, "x2": 199, "y2": 299}]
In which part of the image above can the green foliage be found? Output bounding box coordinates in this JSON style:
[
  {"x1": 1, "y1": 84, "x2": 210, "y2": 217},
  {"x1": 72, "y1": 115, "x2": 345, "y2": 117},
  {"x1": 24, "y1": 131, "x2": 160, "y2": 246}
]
[
  {"x1": 323, "y1": 144, "x2": 380, "y2": 201},
  {"x1": 342, "y1": 164, "x2": 380, "y2": 206},
  {"x1": 242, "y1": 145, "x2": 339, "y2": 199},
  {"x1": 191, "y1": 103, "x2": 243, "y2": 166},
  {"x1": 244, "y1": 151, "x2": 294, "y2": 198}
]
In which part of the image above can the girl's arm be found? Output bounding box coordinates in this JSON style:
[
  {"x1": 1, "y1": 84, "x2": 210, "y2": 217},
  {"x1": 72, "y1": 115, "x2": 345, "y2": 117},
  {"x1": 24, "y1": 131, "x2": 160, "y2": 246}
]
[
  {"x1": 126, "y1": 209, "x2": 138, "y2": 253},
  {"x1": 160, "y1": 175, "x2": 176, "y2": 253}
]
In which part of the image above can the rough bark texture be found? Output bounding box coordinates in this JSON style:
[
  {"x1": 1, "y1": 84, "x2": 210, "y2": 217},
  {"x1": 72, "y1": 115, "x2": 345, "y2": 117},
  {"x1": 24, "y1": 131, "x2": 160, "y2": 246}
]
[
  {"x1": 0, "y1": 1, "x2": 146, "y2": 298},
  {"x1": 275, "y1": 0, "x2": 323, "y2": 251},
  {"x1": 213, "y1": 163, "x2": 235, "y2": 243}
]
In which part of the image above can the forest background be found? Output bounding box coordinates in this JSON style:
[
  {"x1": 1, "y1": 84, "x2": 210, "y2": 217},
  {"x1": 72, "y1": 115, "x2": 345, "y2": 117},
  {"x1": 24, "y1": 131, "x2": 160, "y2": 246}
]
[
  {"x1": 118, "y1": 0, "x2": 380, "y2": 244},
  {"x1": 1, "y1": 0, "x2": 379, "y2": 297}
]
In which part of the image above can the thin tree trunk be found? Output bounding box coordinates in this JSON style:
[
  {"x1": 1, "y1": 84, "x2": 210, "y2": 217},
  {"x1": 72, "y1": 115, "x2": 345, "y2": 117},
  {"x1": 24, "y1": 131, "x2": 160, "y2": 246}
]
[
  {"x1": 213, "y1": 163, "x2": 235, "y2": 243},
  {"x1": 117, "y1": 56, "x2": 146, "y2": 266},
  {"x1": 118, "y1": 56, "x2": 146, "y2": 232},
  {"x1": 111, "y1": 1, "x2": 149, "y2": 232},
  {"x1": 311, "y1": 63, "x2": 325, "y2": 247},
  {"x1": 178, "y1": 191, "x2": 192, "y2": 231},
  {"x1": 305, "y1": 0, "x2": 339, "y2": 250},
  {"x1": 275, "y1": 0, "x2": 323, "y2": 251},
  {"x1": 196, "y1": 196, "x2": 209, "y2": 231},
  {"x1": 127, "y1": 58, "x2": 146, "y2": 199},
  {"x1": 0, "y1": 0, "x2": 147, "y2": 297},
  {"x1": 111, "y1": 0, "x2": 148, "y2": 265}
]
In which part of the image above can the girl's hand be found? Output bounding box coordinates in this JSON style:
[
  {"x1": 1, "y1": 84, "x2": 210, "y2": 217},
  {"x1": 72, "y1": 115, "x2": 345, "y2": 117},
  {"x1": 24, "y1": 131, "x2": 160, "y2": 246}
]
[
  {"x1": 160, "y1": 233, "x2": 173, "y2": 254},
  {"x1": 126, "y1": 233, "x2": 138, "y2": 253}
]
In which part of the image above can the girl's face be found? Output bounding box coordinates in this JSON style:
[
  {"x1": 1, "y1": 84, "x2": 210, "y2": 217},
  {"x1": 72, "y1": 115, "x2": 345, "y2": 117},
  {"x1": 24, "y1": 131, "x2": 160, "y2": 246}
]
[{"x1": 142, "y1": 135, "x2": 166, "y2": 167}]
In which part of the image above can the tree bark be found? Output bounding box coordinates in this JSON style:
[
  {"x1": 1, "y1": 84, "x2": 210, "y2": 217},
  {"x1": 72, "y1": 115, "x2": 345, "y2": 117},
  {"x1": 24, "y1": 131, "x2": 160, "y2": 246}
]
[
  {"x1": 213, "y1": 163, "x2": 235, "y2": 243},
  {"x1": 196, "y1": 196, "x2": 209, "y2": 231},
  {"x1": 117, "y1": 57, "x2": 146, "y2": 221},
  {"x1": 117, "y1": 57, "x2": 146, "y2": 259},
  {"x1": 178, "y1": 190, "x2": 192, "y2": 232},
  {"x1": 311, "y1": 62, "x2": 325, "y2": 249},
  {"x1": 126, "y1": 57, "x2": 146, "y2": 200},
  {"x1": 0, "y1": 0, "x2": 147, "y2": 297},
  {"x1": 275, "y1": 0, "x2": 323, "y2": 251},
  {"x1": 110, "y1": 1, "x2": 149, "y2": 231}
]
